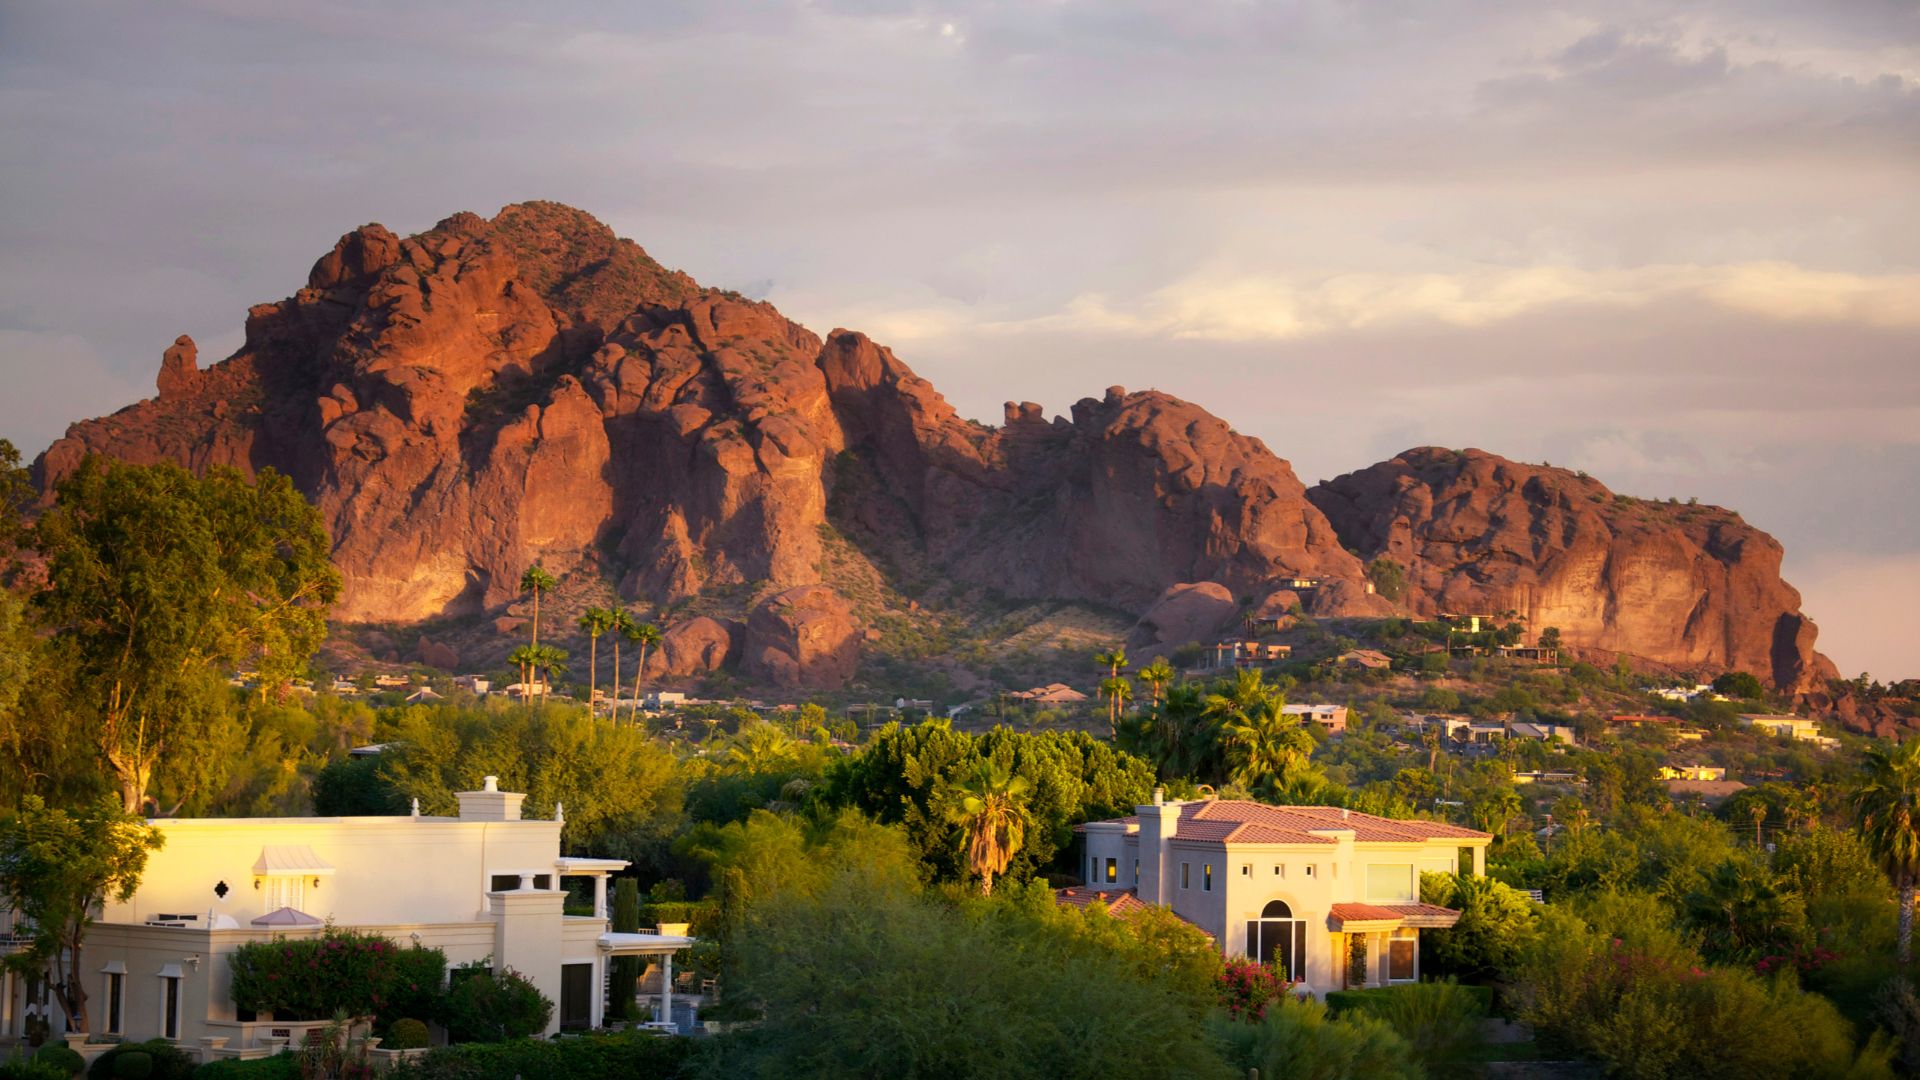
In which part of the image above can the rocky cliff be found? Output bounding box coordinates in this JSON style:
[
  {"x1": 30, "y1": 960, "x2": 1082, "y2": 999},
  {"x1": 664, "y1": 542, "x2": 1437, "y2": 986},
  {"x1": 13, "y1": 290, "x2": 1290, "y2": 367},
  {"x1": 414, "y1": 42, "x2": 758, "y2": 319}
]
[
  {"x1": 1306, "y1": 448, "x2": 1835, "y2": 692},
  {"x1": 33, "y1": 203, "x2": 1831, "y2": 690}
]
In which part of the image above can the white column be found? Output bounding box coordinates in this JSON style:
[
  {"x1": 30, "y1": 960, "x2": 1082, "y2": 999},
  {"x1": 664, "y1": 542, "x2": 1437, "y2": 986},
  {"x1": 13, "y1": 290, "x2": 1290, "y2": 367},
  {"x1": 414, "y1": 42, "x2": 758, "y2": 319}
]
[
  {"x1": 518, "y1": 873, "x2": 535, "y2": 891},
  {"x1": 659, "y1": 952, "x2": 673, "y2": 1032},
  {"x1": 588, "y1": 955, "x2": 604, "y2": 1030},
  {"x1": 593, "y1": 876, "x2": 608, "y2": 920}
]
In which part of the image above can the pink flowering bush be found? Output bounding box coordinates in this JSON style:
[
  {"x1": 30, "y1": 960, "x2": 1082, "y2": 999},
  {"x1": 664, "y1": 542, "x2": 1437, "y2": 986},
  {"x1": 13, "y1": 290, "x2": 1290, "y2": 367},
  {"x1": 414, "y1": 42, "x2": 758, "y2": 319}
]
[
  {"x1": 1216, "y1": 957, "x2": 1288, "y2": 1021},
  {"x1": 229, "y1": 927, "x2": 445, "y2": 1023}
]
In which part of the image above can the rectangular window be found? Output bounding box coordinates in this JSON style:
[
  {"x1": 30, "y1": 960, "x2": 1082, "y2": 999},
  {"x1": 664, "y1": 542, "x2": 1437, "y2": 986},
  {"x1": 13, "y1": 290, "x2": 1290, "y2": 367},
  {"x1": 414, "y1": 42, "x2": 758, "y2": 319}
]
[
  {"x1": 1181, "y1": 863, "x2": 1190, "y2": 889},
  {"x1": 1104, "y1": 858, "x2": 1117, "y2": 884},
  {"x1": 1366, "y1": 864, "x2": 1416, "y2": 903},
  {"x1": 1241, "y1": 864, "x2": 1250, "y2": 877},
  {"x1": 1133, "y1": 859, "x2": 1139, "y2": 883},
  {"x1": 105, "y1": 973, "x2": 123, "y2": 1035},
  {"x1": 490, "y1": 874, "x2": 520, "y2": 892},
  {"x1": 1203, "y1": 864, "x2": 1213, "y2": 891},
  {"x1": 1305, "y1": 864, "x2": 1315, "y2": 877},
  {"x1": 1274, "y1": 865, "x2": 1283, "y2": 876},
  {"x1": 161, "y1": 976, "x2": 181, "y2": 1040},
  {"x1": 1389, "y1": 938, "x2": 1416, "y2": 981}
]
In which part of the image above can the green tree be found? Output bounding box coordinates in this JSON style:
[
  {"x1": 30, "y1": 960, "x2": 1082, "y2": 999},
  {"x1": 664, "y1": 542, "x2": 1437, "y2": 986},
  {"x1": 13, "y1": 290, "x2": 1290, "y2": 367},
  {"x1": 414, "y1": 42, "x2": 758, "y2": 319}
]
[
  {"x1": 949, "y1": 762, "x2": 1032, "y2": 895},
  {"x1": 576, "y1": 608, "x2": 614, "y2": 713},
  {"x1": 1365, "y1": 557, "x2": 1407, "y2": 602},
  {"x1": 609, "y1": 878, "x2": 642, "y2": 1020},
  {"x1": 1712, "y1": 670, "x2": 1767, "y2": 700},
  {"x1": 1419, "y1": 872, "x2": 1538, "y2": 981},
  {"x1": 32, "y1": 460, "x2": 339, "y2": 810},
  {"x1": 1538, "y1": 626, "x2": 1562, "y2": 651},
  {"x1": 1854, "y1": 738, "x2": 1920, "y2": 964},
  {"x1": 1093, "y1": 647, "x2": 1128, "y2": 729},
  {"x1": 0, "y1": 797, "x2": 164, "y2": 1032}
]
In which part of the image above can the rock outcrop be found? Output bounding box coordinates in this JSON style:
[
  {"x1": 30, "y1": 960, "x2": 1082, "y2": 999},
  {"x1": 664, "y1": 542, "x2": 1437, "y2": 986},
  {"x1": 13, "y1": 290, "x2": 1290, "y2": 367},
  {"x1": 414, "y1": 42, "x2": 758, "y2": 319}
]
[
  {"x1": 31, "y1": 203, "x2": 1834, "y2": 690},
  {"x1": 742, "y1": 586, "x2": 861, "y2": 690},
  {"x1": 1127, "y1": 582, "x2": 1240, "y2": 655},
  {"x1": 1307, "y1": 448, "x2": 1834, "y2": 691}
]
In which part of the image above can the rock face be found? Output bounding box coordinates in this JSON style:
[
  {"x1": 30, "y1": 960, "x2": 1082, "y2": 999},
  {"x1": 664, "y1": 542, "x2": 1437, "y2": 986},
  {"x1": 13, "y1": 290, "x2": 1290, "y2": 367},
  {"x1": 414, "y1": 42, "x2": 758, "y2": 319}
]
[
  {"x1": 742, "y1": 586, "x2": 860, "y2": 690},
  {"x1": 31, "y1": 203, "x2": 1834, "y2": 690},
  {"x1": 1127, "y1": 582, "x2": 1239, "y2": 655},
  {"x1": 1307, "y1": 448, "x2": 1835, "y2": 691}
]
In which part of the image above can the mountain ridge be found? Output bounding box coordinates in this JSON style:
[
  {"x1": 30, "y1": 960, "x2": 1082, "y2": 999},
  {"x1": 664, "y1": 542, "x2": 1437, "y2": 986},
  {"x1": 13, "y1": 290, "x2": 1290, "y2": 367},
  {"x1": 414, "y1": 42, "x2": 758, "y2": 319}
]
[{"x1": 31, "y1": 202, "x2": 1834, "y2": 692}]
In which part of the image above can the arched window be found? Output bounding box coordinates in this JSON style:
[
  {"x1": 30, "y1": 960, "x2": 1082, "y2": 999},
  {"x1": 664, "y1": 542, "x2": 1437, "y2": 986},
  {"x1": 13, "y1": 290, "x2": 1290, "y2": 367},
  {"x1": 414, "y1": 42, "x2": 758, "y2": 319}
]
[{"x1": 1248, "y1": 899, "x2": 1308, "y2": 983}]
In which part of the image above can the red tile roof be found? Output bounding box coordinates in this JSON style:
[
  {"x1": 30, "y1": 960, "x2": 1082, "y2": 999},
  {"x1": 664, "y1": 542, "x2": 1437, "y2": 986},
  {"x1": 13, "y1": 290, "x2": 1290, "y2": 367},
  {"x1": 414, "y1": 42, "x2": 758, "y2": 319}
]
[
  {"x1": 1053, "y1": 887, "x2": 1214, "y2": 939},
  {"x1": 1327, "y1": 902, "x2": 1461, "y2": 929},
  {"x1": 1078, "y1": 799, "x2": 1491, "y2": 844}
]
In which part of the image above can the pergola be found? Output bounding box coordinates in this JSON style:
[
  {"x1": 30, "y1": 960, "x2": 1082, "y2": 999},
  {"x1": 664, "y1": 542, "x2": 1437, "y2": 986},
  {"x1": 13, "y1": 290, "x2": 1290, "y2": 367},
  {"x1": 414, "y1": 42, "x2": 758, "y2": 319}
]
[{"x1": 598, "y1": 930, "x2": 697, "y2": 1031}]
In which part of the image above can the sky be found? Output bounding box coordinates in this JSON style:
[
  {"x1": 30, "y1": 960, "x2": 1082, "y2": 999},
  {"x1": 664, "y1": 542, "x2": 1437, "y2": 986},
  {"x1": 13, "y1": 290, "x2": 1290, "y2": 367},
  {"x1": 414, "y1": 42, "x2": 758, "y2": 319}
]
[{"x1": 1, "y1": 0, "x2": 1916, "y2": 677}]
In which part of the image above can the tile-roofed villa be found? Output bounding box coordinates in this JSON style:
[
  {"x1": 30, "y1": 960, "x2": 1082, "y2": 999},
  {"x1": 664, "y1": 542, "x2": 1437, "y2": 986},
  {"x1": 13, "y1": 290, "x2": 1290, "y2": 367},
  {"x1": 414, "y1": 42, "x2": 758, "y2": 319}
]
[{"x1": 1069, "y1": 795, "x2": 1490, "y2": 995}]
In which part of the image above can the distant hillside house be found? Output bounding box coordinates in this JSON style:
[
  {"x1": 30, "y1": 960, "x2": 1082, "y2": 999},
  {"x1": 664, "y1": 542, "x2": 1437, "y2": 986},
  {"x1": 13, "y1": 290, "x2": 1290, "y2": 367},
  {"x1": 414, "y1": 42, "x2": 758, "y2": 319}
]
[
  {"x1": 1334, "y1": 649, "x2": 1392, "y2": 671},
  {"x1": 1281, "y1": 704, "x2": 1349, "y2": 735},
  {"x1": 1657, "y1": 764, "x2": 1727, "y2": 782},
  {"x1": 1009, "y1": 683, "x2": 1088, "y2": 704},
  {"x1": 1740, "y1": 714, "x2": 1839, "y2": 749},
  {"x1": 1070, "y1": 796, "x2": 1489, "y2": 994},
  {"x1": 31, "y1": 779, "x2": 692, "y2": 1058},
  {"x1": 1507, "y1": 721, "x2": 1575, "y2": 745}
]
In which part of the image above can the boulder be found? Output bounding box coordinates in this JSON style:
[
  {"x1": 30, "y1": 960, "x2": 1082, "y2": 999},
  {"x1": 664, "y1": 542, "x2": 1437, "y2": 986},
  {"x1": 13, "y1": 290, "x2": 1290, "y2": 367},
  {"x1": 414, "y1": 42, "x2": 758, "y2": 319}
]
[
  {"x1": 1127, "y1": 582, "x2": 1239, "y2": 654},
  {"x1": 645, "y1": 617, "x2": 741, "y2": 679},
  {"x1": 742, "y1": 586, "x2": 861, "y2": 690}
]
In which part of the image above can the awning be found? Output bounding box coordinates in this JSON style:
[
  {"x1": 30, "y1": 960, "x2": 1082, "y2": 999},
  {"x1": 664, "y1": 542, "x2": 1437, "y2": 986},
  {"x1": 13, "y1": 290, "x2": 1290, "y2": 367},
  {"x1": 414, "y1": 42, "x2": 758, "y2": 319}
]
[
  {"x1": 1326, "y1": 902, "x2": 1461, "y2": 932},
  {"x1": 252, "y1": 845, "x2": 335, "y2": 876},
  {"x1": 598, "y1": 931, "x2": 694, "y2": 956},
  {"x1": 252, "y1": 907, "x2": 323, "y2": 927}
]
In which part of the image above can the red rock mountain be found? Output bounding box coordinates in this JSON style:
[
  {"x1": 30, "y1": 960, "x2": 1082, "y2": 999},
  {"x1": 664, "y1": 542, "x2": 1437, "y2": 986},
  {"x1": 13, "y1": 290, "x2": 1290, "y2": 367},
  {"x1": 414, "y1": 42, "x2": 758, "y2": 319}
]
[
  {"x1": 32, "y1": 203, "x2": 1832, "y2": 690},
  {"x1": 1307, "y1": 448, "x2": 1836, "y2": 692}
]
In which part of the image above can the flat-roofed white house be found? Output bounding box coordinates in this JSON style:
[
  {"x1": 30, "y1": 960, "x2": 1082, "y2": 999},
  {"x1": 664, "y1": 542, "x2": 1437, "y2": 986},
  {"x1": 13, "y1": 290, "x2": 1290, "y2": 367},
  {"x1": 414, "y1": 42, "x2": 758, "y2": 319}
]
[
  {"x1": 3, "y1": 779, "x2": 691, "y2": 1059},
  {"x1": 1074, "y1": 795, "x2": 1490, "y2": 995},
  {"x1": 1281, "y1": 704, "x2": 1349, "y2": 735}
]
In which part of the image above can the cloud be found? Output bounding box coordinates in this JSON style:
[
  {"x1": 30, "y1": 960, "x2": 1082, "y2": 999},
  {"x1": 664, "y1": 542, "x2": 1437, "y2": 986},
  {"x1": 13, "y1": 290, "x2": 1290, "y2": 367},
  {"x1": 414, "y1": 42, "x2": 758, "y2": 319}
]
[
  {"x1": 982, "y1": 262, "x2": 1920, "y2": 343},
  {"x1": 1788, "y1": 551, "x2": 1920, "y2": 680}
]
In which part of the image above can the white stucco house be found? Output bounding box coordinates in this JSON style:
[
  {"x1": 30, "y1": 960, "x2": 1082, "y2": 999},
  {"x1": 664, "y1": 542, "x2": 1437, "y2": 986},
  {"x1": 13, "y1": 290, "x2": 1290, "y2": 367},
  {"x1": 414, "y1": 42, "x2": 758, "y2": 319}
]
[
  {"x1": 1072, "y1": 795, "x2": 1490, "y2": 994},
  {"x1": 1, "y1": 779, "x2": 690, "y2": 1059}
]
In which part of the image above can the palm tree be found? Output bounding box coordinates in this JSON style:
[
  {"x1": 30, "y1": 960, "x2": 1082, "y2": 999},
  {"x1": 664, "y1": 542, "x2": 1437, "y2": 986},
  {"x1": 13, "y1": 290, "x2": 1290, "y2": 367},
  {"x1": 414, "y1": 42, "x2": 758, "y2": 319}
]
[
  {"x1": 518, "y1": 564, "x2": 557, "y2": 688},
  {"x1": 1854, "y1": 738, "x2": 1920, "y2": 963},
  {"x1": 1138, "y1": 658, "x2": 1176, "y2": 708},
  {"x1": 1093, "y1": 647, "x2": 1128, "y2": 729},
  {"x1": 607, "y1": 610, "x2": 634, "y2": 717},
  {"x1": 577, "y1": 607, "x2": 614, "y2": 714},
  {"x1": 507, "y1": 644, "x2": 539, "y2": 701},
  {"x1": 623, "y1": 621, "x2": 662, "y2": 724},
  {"x1": 1205, "y1": 670, "x2": 1311, "y2": 795},
  {"x1": 727, "y1": 720, "x2": 797, "y2": 773},
  {"x1": 532, "y1": 644, "x2": 568, "y2": 704},
  {"x1": 1099, "y1": 676, "x2": 1134, "y2": 735},
  {"x1": 1422, "y1": 725, "x2": 1443, "y2": 773},
  {"x1": 949, "y1": 762, "x2": 1032, "y2": 895},
  {"x1": 1749, "y1": 800, "x2": 1768, "y2": 848},
  {"x1": 1155, "y1": 682, "x2": 1206, "y2": 780}
]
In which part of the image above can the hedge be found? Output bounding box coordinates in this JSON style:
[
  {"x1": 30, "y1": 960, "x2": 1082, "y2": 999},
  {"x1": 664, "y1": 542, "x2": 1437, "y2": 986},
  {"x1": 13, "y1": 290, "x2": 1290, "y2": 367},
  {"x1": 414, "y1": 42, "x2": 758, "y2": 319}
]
[
  {"x1": 1, "y1": 1059, "x2": 69, "y2": 1080},
  {"x1": 386, "y1": 1031, "x2": 697, "y2": 1080},
  {"x1": 86, "y1": 1042, "x2": 193, "y2": 1080},
  {"x1": 189, "y1": 1055, "x2": 298, "y2": 1080},
  {"x1": 1324, "y1": 982, "x2": 1493, "y2": 1018}
]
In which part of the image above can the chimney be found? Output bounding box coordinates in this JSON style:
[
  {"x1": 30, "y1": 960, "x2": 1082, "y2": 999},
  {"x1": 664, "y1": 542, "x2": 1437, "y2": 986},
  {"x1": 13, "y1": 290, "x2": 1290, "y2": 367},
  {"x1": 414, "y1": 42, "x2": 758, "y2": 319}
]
[
  {"x1": 456, "y1": 776, "x2": 526, "y2": 821},
  {"x1": 1135, "y1": 794, "x2": 1182, "y2": 905},
  {"x1": 1152, "y1": 787, "x2": 1165, "y2": 806},
  {"x1": 1340, "y1": 808, "x2": 1349, "y2": 820}
]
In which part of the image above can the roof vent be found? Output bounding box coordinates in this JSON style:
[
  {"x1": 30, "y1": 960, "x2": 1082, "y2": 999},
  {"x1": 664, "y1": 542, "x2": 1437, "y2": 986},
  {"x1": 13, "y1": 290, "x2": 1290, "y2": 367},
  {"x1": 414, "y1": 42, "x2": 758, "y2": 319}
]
[{"x1": 1340, "y1": 808, "x2": 1350, "y2": 820}]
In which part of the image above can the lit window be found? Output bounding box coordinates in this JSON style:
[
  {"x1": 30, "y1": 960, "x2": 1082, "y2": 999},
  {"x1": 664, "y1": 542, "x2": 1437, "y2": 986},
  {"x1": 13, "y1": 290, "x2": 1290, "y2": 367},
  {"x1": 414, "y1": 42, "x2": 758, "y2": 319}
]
[
  {"x1": 1204, "y1": 864, "x2": 1213, "y2": 891},
  {"x1": 1104, "y1": 858, "x2": 1117, "y2": 884},
  {"x1": 1133, "y1": 859, "x2": 1139, "y2": 883}
]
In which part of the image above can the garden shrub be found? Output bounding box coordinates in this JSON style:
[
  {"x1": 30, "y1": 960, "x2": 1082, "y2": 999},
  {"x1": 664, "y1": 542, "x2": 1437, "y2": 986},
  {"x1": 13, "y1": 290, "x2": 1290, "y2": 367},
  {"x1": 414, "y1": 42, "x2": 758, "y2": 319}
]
[
  {"x1": 386, "y1": 1030, "x2": 697, "y2": 1080},
  {"x1": 188, "y1": 1056, "x2": 299, "y2": 1080},
  {"x1": 229, "y1": 929, "x2": 445, "y2": 1025},
  {"x1": 1215, "y1": 957, "x2": 1286, "y2": 1021},
  {"x1": 385, "y1": 1018, "x2": 431, "y2": 1050},
  {"x1": 1512, "y1": 905, "x2": 1895, "y2": 1078},
  {"x1": 442, "y1": 968, "x2": 552, "y2": 1044},
  {"x1": 31, "y1": 1046, "x2": 83, "y2": 1078},
  {"x1": 109, "y1": 1054, "x2": 150, "y2": 1080},
  {"x1": 1346, "y1": 979, "x2": 1486, "y2": 1079},
  {"x1": 2, "y1": 1058, "x2": 69, "y2": 1080},
  {"x1": 86, "y1": 1042, "x2": 192, "y2": 1080},
  {"x1": 1206, "y1": 994, "x2": 1421, "y2": 1080}
]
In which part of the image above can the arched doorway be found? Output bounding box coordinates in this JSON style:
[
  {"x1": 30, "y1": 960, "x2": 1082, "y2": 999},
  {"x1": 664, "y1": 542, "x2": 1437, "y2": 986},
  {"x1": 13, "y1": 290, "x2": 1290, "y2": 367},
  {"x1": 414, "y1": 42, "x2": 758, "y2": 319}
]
[{"x1": 1246, "y1": 899, "x2": 1308, "y2": 983}]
